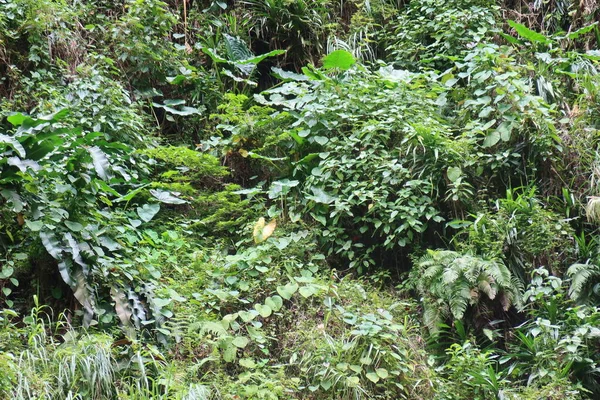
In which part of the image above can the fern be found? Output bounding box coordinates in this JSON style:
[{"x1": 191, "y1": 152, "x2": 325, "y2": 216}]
[
  {"x1": 416, "y1": 249, "x2": 522, "y2": 333},
  {"x1": 567, "y1": 263, "x2": 600, "y2": 303}
]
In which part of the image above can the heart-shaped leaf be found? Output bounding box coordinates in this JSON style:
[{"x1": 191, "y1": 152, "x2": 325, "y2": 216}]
[
  {"x1": 276, "y1": 282, "x2": 299, "y2": 300},
  {"x1": 136, "y1": 203, "x2": 160, "y2": 222},
  {"x1": 265, "y1": 295, "x2": 283, "y2": 311},
  {"x1": 255, "y1": 303, "x2": 272, "y2": 318},
  {"x1": 239, "y1": 310, "x2": 259, "y2": 322}
]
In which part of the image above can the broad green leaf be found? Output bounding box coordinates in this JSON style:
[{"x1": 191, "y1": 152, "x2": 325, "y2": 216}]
[
  {"x1": 346, "y1": 376, "x2": 360, "y2": 387},
  {"x1": 114, "y1": 184, "x2": 150, "y2": 203},
  {"x1": 447, "y1": 167, "x2": 462, "y2": 183},
  {"x1": 7, "y1": 157, "x2": 40, "y2": 172},
  {"x1": 40, "y1": 231, "x2": 62, "y2": 259},
  {"x1": 277, "y1": 282, "x2": 299, "y2": 300},
  {"x1": 255, "y1": 303, "x2": 272, "y2": 318},
  {"x1": 25, "y1": 220, "x2": 44, "y2": 232},
  {"x1": 137, "y1": 203, "x2": 160, "y2": 222},
  {"x1": 150, "y1": 189, "x2": 188, "y2": 204},
  {"x1": 239, "y1": 310, "x2": 259, "y2": 322},
  {"x1": 272, "y1": 67, "x2": 309, "y2": 82},
  {"x1": 322, "y1": 50, "x2": 356, "y2": 70},
  {"x1": 89, "y1": 146, "x2": 111, "y2": 180},
  {"x1": 239, "y1": 358, "x2": 256, "y2": 368},
  {"x1": 265, "y1": 295, "x2": 283, "y2": 312},
  {"x1": 566, "y1": 22, "x2": 598, "y2": 40},
  {"x1": 482, "y1": 131, "x2": 500, "y2": 148},
  {"x1": 366, "y1": 372, "x2": 380, "y2": 383},
  {"x1": 0, "y1": 134, "x2": 26, "y2": 158},
  {"x1": 308, "y1": 187, "x2": 336, "y2": 204},
  {"x1": 376, "y1": 368, "x2": 389, "y2": 379},
  {"x1": 0, "y1": 190, "x2": 23, "y2": 213},
  {"x1": 0, "y1": 266, "x2": 14, "y2": 279},
  {"x1": 232, "y1": 336, "x2": 250, "y2": 348},
  {"x1": 65, "y1": 221, "x2": 84, "y2": 232},
  {"x1": 239, "y1": 49, "x2": 285, "y2": 66},
  {"x1": 299, "y1": 285, "x2": 318, "y2": 298},
  {"x1": 508, "y1": 20, "x2": 551, "y2": 44}
]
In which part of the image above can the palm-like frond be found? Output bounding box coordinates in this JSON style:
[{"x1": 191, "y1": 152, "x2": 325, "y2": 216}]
[
  {"x1": 416, "y1": 249, "x2": 521, "y2": 332},
  {"x1": 567, "y1": 262, "x2": 600, "y2": 303}
]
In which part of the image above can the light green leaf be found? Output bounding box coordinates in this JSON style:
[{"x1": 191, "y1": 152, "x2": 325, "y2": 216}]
[
  {"x1": 255, "y1": 303, "x2": 272, "y2": 318},
  {"x1": 366, "y1": 372, "x2": 380, "y2": 383},
  {"x1": 277, "y1": 282, "x2": 299, "y2": 300},
  {"x1": 239, "y1": 310, "x2": 259, "y2": 322},
  {"x1": 25, "y1": 220, "x2": 44, "y2": 232},
  {"x1": 322, "y1": 50, "x2": 355, "y2": 70},
  {"x1": 232, "y1": 336, "x2": 250, "y2": 348},
  {"x1": 65, "y1": 221, "x2": 84, "y2": 232},
  {"x1": 150, "y1": 189, "x2": 188, "y2": 204},
  {"x1": 376, "y1": 368, "x2": 389, "y2": 379},
  {"x1": 89, "y1": 146, "x2": 111, "y2": 180},
  {"x1": 447, "y1": 167, "x2": 462, "y2": 183},
  {"x1": 265, "y1": 295, "x2": 283, "y2": 312},
  {"x1": 508, "y1": 20, "x2": 551, "y2": 44},
  {"x1": 137, "y1": 203, "x2": 160, "y2": 222}
]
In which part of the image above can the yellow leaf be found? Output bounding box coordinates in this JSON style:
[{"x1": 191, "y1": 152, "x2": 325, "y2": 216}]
[
  {"x1": 262, "y1": 219, "x2": 276, "y2": 241},
  {"x1": 253, "y1": 217, "x2": 276, "y2": 243},
  {"x1": 253, "y1": 217, "x2": 265, "y2": 243}
]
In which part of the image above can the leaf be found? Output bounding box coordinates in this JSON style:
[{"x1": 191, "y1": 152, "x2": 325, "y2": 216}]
[
  {"x1": 376, "y1": 368, "x2": 389, "y2": 379},
  {"x1": 223, "y1": 33, "x2": 254, "y2": 62},
  {"x1": 566, "y1": 22, "x2": 597, "y2": 40},
  {"x1": 239, "y1": 310, "x2": 259, "y2": 322},
  {"x1": 7, "y1": 157, "x2": 41, "y2": 172},
  {"x1": 0, "y1": 190, "x2": 24, "y2": 213},
  {"x1": 447, "y1": 167, "x2": 462, "y2": 183},
  {"x1": 265, "y1": 295, "x2": 283, "y2": 312},
  {"x1": 308, "y1": 187, "x2": 336, "y2": 204},
  {"x1": 72, "y1": 268, "x2": 95, "y2": 327},
  {"x1": 136, "y1": 203, "x2": 160, "y2": 222},
  {"x1": 322, "y1": 50, "x2": 355, "y2": 70},
  {"x1": 255, "y1": 303, "x2": 272, "y2": 318},
  {"x1": 482, "y1": 131, "x2": 500, "y2": 148},
  {"x1": 64, "y1": 221, "x2": 84, "y2": 232},
  {"x1": 232, "y1": 336, "x2": 250, "y2": 348},
  {"x1": 299, "y1": 285, "x2": 318, "y2": 298},
  {"x1": 152, "y1": 101, "x2": 201, "y2": 116},
  {"x1": 277, "y1": 282, "x2": 299, "y2": 300},
  {"x1": 253, "y1": 217, "x2": 276, "y2": 243},
  {"x1": 0, "y1": 134, "x2": 26, "y2": 158},
  {"x1": 40, "y1": 231, "x2": 62, "y2": 259},
  {"x1": 239, "y1": 49, "x2": 285, "y2": 66},
  {"x1": 0, "y1": 266, "x2": 14, "y2": 279},
  {"x1": 25, "y1": 220, "x2": 44, "y2": 232},
  {"x1": 111, "y1": 287, "x2": 134, "y2": 337},
  {"x1": 271, "y1": 67, "x2": 309, "y2": 82},
  {"x1": 89, "y1": 146, "x2": 111, "y2": 180},
  {"x1": 239, "y1": 358, "x2": 256, "y2": 368},
  {"x1": 366, "y1": 372, "x2": 380, "y2": 383},
  {"x1": 114, "y1": 184, "x2": 150, "y2": 203},
  {"x1": 507, "y1": 20, "x2": 551, "y2": 44},
  {"x1": 150, "y1": 189, "x2": 188, "y2": 204}
]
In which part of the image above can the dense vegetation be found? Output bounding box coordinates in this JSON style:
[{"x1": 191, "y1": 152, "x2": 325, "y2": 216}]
[{"x1": 1, "y1": 0, "x2": 600, "y2": 398}]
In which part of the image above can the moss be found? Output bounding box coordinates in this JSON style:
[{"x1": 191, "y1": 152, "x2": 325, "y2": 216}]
[
  {"x1": 190, "y1": 184, "x2": 256, "y2": 235},
  {"x1": 140, "y1": 146, "x2": 228, "y2": 182}
]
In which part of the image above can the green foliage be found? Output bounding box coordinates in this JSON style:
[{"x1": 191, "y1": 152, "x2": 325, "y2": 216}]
[
  {"x1": 386, "y1": 0, "x2": 498, "y2": 70},
  {"x1": 414, "y1": 250, "x2": 521, "y2": 334},
  {"x1": 3, "y1": 0, "x2": 600, "y2": 398},
  {"x1": 461, "y1": 188, "x2": 575, "y2": 281}
]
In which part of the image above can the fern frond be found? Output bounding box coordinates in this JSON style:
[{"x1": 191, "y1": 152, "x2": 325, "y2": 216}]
[{"x1": 567, "y1": 263, "x2": 600, "y2": 303}]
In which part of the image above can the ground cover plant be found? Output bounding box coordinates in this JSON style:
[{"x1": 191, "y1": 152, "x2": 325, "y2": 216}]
[{"x1": 1, "y1": 0, "x2": 600, "y2": 398}]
